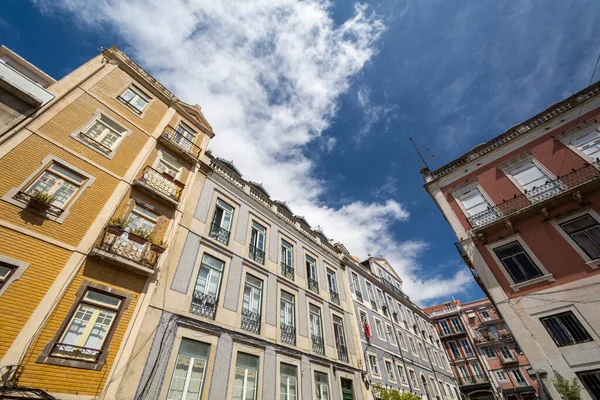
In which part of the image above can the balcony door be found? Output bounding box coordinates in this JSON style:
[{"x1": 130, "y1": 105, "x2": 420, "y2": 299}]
[{"x1": 176, "y1": 122, "x2": 196, "y2": 151}]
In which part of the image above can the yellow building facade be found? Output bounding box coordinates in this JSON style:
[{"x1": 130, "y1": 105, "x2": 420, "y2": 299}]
[{"x1": 0, "y1": 46, "x2": 213, "y2": 398}]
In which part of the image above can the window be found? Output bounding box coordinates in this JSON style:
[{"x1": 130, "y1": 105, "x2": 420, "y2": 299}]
[
  {"x1": 314, "y1": 371, "x2": 330, "y2": 400},
  {"x1": 351, "y1": 272, "x2": 362, "y2": 300},
  {"x1": 440, "y1": 320, "x2": 451, "y2": 335},
  {"x1": 457, "y1": 365, "x2": 469, "y2": 379},
  {"x1": 409, "y1": 369, "x2": 419, "y2": 389},
  {"x1": 409, "y1": 337, "x2": 418, "y2": 357},
  {"x1": 79, "y1": 114, "x2": 127, "y2": 153},
  {"x1": 309, "y1": 305, "x2": 324, "y2": 354},
  {"x1": 385, "y1": 360, "x2": 396, "y2": 382},
  {"x1": 541, "y1": 311, "x2": 593, "y2": 347},
  {"x1": 450, "y1": 318, "x2": 462, "y2": 332},
  {"x1": 459, "y1": 339, "x2": 473, "y2": 357},
  {"x1": 125, "y1": 204, "x2": 159, "y2": 236},
  {"x1": 430, "y1": 377, "x2": 439, "y2": 396},
  {"x1": 306, "y1": 256, "x2": 318, "y2": 293},
  {"x1": 510, "y1": 368, "x2": 526, "y2": 385},
  {"x1": 249, "y1": 222, "x2": 266, "y2": 264},
  {"x1": 368, "y1": 354, "x2": 380, "y2": 376},
  {"x1": 155, "y1": 152, "x2": 182, "y2": 180},
  {"x1": 326, "y1": 269, "x2": 338, "y2": 294},
  {"x1": 418, "y1": 342, "x2": 426, "y2": 359},
  {"x1": 365, "y1": 282, "x2": 376, "y2": 308},
  {"x1": 480, "y1": 310, "x2": 491, "y2": 321},
  {"x1": 570, "y1": 127, "x2": 600, "y2": 160},
  {"x1": 505, "y1": 159, "x2": 559, "y2": 201},
  {"x1": 51, "y1": 289, "x2": 123, "y2": 362},
  {"x1": 485, "y1": 348, "x2": 496, "y2": 359},
  {"x1": 455, "y1": 185, "x2": 492, "y2": 221},
  {"x1": 495, "y1": 370, "x2": 508, "y2": 382},
  {"x1": 447, "y1": 341, "x2": 460, "y2": 359},
  {"x1": 493, "y1": 241, "x2": 543, "y2": 284},
  {"x1": 428, "y1": 347, "x2": 435, "y2": 365},
  {"x1": 281, "y1": 240, "x2": 294, "y2": 277},
  {"x1": 333, "y1": 316, "x2": 348, "y2": 362},
  {"x1": 167, "y1": 339, "x2": 210, "y2": 400},
  {"x1": 560, "y1": 215, "x2": 600, "y2": 260},
  {"x1": 398, "y1": 330, "x2": 407, "y2": 350},
  {"x1": 396, "y1": 364, "x2": 408, "y2": 385},
  {"x1": 386, "y1": 324, "x2": 397, "y2": 345},
  {"x1": 241, "y1": 275, "x2": 263, "y2": 334},
  {"x1": 191, "y1": 253, "x2": 224, "y2": 318},
  {"x1": 21, "y1": 163, "x2": 87, "y2": 211},
  {"x1": 439, "y1": 380, "x2": 446, "y2": 398},
  {"x1": 376, "y1": 289, "x2": 385, "y2": 310},
  {"x1": 175, "y1": 122, "x2": 197, "y2": 152},
  {"x1": 499, "y1": 346, "x2": 513, "y2": 360},
  {"x1": 233, "y1": 352, "x2": 259, "y2": 400},
  {"x1": 280, "y1": 363, "x2": 297, "y2": 400},
  {"x1": 119, "y1": 84, "x2": 151, "y2": 113},
  {"x1": 0, "y1": 262, "x2": 16, "y2": 290},
  {"x1": 210, "y1": 199, "x2": 234, "y2": 245},
  {"x1": 280, "y1": 291, "x2": 295, "y2": 332},
  {"x1": 577, "y1": 369, "x2": 600, "y2": 400},
  {"x1": 374, "y1": 319, "x2": 385, "y2": 340},
  {"x1": 470, "y1": 363, "x2": 483, "y2": 377}
]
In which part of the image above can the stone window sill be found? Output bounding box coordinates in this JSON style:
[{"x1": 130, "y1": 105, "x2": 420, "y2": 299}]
[{"x1": 510, "y1": 274, "x2": 554, "y2": 292}]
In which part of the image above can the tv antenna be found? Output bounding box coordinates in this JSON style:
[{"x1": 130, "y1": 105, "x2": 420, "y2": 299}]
[{"x1": 404, "y1": 137, "x2": 435, "y2": 169}]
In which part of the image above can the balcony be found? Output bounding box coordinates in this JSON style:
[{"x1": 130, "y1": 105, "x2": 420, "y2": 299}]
[
  {"x1": 281, "y1": 263, "x2": 294, "y2": 281},
  {"x1": 379, "y1": 276, "x2": 411, "y2": 301},
  {"x1": 337, "y1": 343, "x2": 348, "y2": 362},
  {"x1": 428, "y1": 305, "x2": 461, "y2": 318},
  {"x1": 209, "y1": 223, "x2": 230, "y2": 245},
  {"x1": 90, "y1": 227, "x2": 163, "y2": 274},
  {"x1": 467, "y1": 162, "x2": 600, "y2": 231},
  {"x1": 190, "y1": 292, "x2": 217, "y2": 320},
  {"x1": 439, "y1": 326, "x2": 466, "y2": 337},
  {"x1": 158, "y1": 125, "x2": 202, "y2": 162},
  {"x1": 280, "y1": 323, "x2": 296, "y2": 345},
  {"x1": 0, "y1": 60, "x2": 54, "y2": 106},
  {"x1": 308, "y1": 278, "x2": 319, "y2": 294},
  {"x1": 249, "y1": 245, "x2": 265, "y2": 264},
  {"x1": 458, "y1": 375, "x2": 489, "y2": 387},
  {"x1": 77, "y1": 131, "x2": 113, "y2": 155},
  {"x1": 241, "y1": 309, "x2": 261, "y2": 334},
  {"x1": 330, "y1": 290, "x2": 340, "y2": 305},
  {"x1": 13, "y1": 191, "x2": 64, "y2": 217},
  {"x1": 500, "y1": 355, "x2": 519, "y2": 365},
  {"x1": 50, "y1": 343, "x2": 102, "y2": 363},
  {"x1": 134, "y1": 166, "x2": 184, "y2": 206},
  {"x1": 311, "y1": 334, "x2": 325, "y2": 355}
]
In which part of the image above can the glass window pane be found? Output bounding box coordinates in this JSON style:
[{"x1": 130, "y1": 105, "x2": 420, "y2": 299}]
[
  {"x1": 0, "y1": 265, "x2": 13, "y2": 281},
  {"x1": 83, "y1": 291, "x2": 122, "y2": 309},
  {"x1": 201, "y1": 254, "x2": 225, "y2": 271}
]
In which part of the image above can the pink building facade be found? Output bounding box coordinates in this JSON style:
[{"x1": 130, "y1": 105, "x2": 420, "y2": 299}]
[{"x1": 423, "y1": 82, "x2": 600, "y2": 400}]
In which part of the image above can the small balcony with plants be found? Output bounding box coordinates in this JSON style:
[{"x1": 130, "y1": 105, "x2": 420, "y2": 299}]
[
  {"x1": 90, "y1": 217, "x2": 167, "y2": 275},
  {"x1": 133, "y1": 166, "x2": 185, "y2": 206},
  {"x1": 158, "y1": 125, "x2": 202, "y2": 162},
  {"x1": 13, "y1": 190, "x2": 64, "y2": 217}
]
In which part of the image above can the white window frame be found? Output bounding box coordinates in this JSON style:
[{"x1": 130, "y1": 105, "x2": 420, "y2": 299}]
[
  {"x1": 510, "y1": 368, "x2": 526, "y2": 384},
  {"x1": 374, "y1": 317, "x2": 386, "y2": 341},
  {"x1": 398, "y1": 330, "x2": 408, "y2": 351},
  {"x1": 153, "y1": 150, "x2": 183, "y2": 181},
  {"x1": 550, "y1": 209, "x2": 600, "y2": 269},
  {"x1": 0, "y1": 255, "x2": 30, "y2": 296},
  {"x1": 396, "y1": 364, "x2": 408, "y2": 386},
  {"x1": 281, "y1": 239, "x2": 294, "y2": 269},
  {"x1": 459, "y1": 338, "x2": 473, "y2": 357},
  {"x1": 386, "y1": 324, "x2": 397, "y2": 346},
  {"x1": 447, "y1": 340, "x2": 460, "y2": 359},
  {"x1": 119, "y1": 84, "x2": 152, "y2": 114},
  {"x1": 556, "y1": 122, "x2": 600, "y2": 164},
  {"x1": 384, "y1": 359, "x2": 397, "y2": 382},
  {"x1": 233, "y1": 352, "x2": 260, "y2": 400},
  {"x1": 367, "y1": 352, "x2": 381, "y2": 377},
  {"x1": 71, "y1": 111, "x2": 131, "y2": 158},
  {"x1": 166, "y1": 339, "x2": 210, "y2": 400},
  {"x1": 485, "y1": 348, "x2": 497, "y2": 359},
  {"x1": 306, "y1": 255, "x2": 318, "y2": 282},
  {"x1": 451, "y1": 180, "x2": 496, "y2": 222},
  {"x1": 408, "y1": 368, "x2": 419, "y2": 390},
  {"x1": 409, "y1": 337, "x2": 419, "y2": 357},
  {"x1": 486, "y1": 234, "x2": 554, "y2": 291},
  {"x1": 326, "y1": 268, "x2": 338, "y2": 294},
  {"x1": 250, "y1": 221, "x2": 267, "y2": 252},
  {"x1": 495, "y1": 370, "x2": 508, "y2": 382},
  {"x1": 499, "y1": 153, "x2": 561, "y2": 197},
  {"x1": 314, "y1": 370, "x2": 330, "y2": 400},
  {"x1": 279, "y1": 362, "x2": 298, "y2": 400}
]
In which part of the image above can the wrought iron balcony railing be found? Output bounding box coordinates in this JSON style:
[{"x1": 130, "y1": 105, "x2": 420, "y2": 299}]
[
  {"x1": 241, "y1": 308, "x2": 261, "y2": 334},
  {"x1": 51, "y1": 342, "x2": 102, "y2": 362},
  {"x1": 458, "y1": 374, "x2": 488, "y2": 386},
  {"x1": 311, "y1": 334, "x2": 325, "y2": 355},
  {"x1": 160, "y1": 125, "x2": 202, "y2": 160},
  {"x1": 249, "y1": 245, "x2": 265, "y2": 264},
  {"x1": 280, "y1": 323, "x2": 296, "y2": 345},
  {"x1": 379, "y1": 276, "x2": 411, "y2": 301},
  {"x1": 92, "y1": 227, "x2": 162, "y2": 270},
  {"x1": 428, "y1": 305, "x2": 461, "y2": 318},
  {"x1": 209, "y1": 223, "x2": 230, "y2": 245},
  {"x1": 13, "y1": 191, "x2": 64, "y2": 217},
  {"x1": 77, "y1": 131, "x2": 113, "y2": 154},
  {"x1": 136, "y1": 166, "x2": 184, "y2": 203},
  {"x1": 439, "y1": 326, "x2": 466, "y2": 337},
  {"x1": 190, "y1": 292, "x2": 218, "y2": 320},
  {"x1": 308, "y1": 278, "x2": 319, "y2": 294},
  {"x1": 281, "y1": 263, "x2": 294, "y2": 280},
  {"x1": 330, "y1": 290, "x2": 340, "y2": 305},
  {"x1": 467, "y1": 161, "x2": 600, "y2": 229},
  {"x1": 337, "y1": 343, "x2": 348, "y2": 362}
]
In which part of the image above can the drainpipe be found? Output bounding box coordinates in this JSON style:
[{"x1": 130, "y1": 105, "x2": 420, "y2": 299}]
[{"x1": 391, "y1": 323, "x2": 414, "y2": 394}]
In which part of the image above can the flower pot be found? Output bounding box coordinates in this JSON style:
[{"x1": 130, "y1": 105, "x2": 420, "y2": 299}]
[
  {"x1": 128, "y1": 232, "x2": 148, "y2": 244},
  {"x1": 27, "y1": 198, "x2": 51, "y2": 212},
  {"x1": 106, "y1": 225, "x2": 125, "y2": 236},
  {"x1": 151, "y1": 243, "x2": 167, "y2": 254}
]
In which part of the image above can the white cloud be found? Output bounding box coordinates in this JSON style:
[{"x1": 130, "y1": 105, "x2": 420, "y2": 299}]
[
  {"x1": 37, "y1": 0, "x2": 473, "y2": 303},
  {"x1": 355, "y1": 85, "x2": 398, "y2": 144}
]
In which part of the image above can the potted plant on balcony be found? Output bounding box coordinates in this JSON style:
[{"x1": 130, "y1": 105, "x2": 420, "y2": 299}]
[
  {"x1": 128, "y1": 228, "x2": 152, "y2": 244},
  {"x1": 150, "y1": 237, "x2": 168, "y2": 254},
  {"x1": 107, "y1": 217, "x2": 130, "y2": 236},
  {"x1": 26, "y1": 191, "x2": 56, "y2": 212}
]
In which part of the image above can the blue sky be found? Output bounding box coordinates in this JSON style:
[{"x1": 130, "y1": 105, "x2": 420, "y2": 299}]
[{"x1": 3, "y1": 0, "x2": 599, "y2": 305}]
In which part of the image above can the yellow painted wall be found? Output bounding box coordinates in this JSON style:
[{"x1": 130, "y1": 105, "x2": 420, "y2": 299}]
[
  {"x1": 17, "y1": 258, "x2": 146, "y2": 396},
  {"x1": 0, "y1": 227, "x2": 72, "y2": 359},
  {"x1": 0, "y1": 134, "x2": 120, "y2": 247}
]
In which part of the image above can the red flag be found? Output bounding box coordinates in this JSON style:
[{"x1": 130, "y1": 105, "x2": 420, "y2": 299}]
[{"x1": 364, "y1": 321, "x2": 372, "y2": 338}]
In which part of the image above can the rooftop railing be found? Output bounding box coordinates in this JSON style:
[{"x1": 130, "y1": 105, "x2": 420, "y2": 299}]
[{"x1": 467, "y1": 162, "x2": 600, "y2": 230}]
